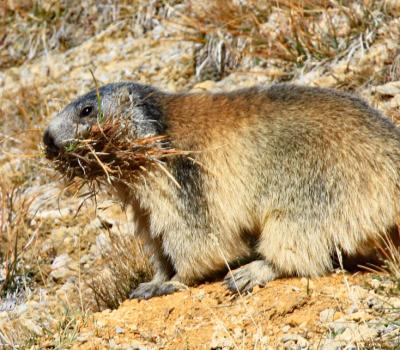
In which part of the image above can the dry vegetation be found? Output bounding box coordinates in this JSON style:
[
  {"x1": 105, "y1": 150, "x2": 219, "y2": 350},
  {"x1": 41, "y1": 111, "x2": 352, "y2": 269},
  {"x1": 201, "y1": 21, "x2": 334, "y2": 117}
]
[
  {"x1": 0, "y1": 0, "x2": 400, "y2": 348},
  {"x1": 176, "y1": 0, "x2": 399, "y2": 80},
  {"x1": 88, "y1": 230, "x2": 152, "y2": 310},
  {"x1": 1, "y1": 0, "x2": 136, "y2": 69},
  {"x1": 0, "y1": 186, "x2": 35, "y2": 297}
]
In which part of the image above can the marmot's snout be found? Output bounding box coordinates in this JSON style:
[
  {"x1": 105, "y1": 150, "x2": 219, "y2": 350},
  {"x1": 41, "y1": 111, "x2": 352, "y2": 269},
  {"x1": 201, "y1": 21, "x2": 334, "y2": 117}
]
[{"x1": 43, "y1": 129, "x2": 60, "y2": 158}]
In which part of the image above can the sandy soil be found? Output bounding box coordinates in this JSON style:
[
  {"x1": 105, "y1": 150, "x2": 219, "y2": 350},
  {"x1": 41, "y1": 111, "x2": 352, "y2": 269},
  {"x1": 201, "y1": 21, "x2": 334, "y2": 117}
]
[{"x1": 73, "y1": 273, "x2": 369, "y2": 349}]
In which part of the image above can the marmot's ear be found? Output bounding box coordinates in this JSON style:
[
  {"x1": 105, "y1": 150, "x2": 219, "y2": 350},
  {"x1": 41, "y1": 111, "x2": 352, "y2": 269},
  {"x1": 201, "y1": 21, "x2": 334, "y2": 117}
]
[{"x1": 117, "y1": 87, "x2": 134, "y2": 106}]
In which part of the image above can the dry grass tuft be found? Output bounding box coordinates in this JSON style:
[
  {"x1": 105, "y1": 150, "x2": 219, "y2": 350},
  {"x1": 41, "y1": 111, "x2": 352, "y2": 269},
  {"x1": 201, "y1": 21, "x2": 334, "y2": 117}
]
[
  {"x1": 381, "y1": 231, "x2": 400, "y2": 293},
  {"x1": 51, "y1": 118, "x2": 185, "y2": 188},
  {"x1": 0, "y1": 0, "x2": 177, "y2": 70},
  {"x1": 176, "y1": 0, "x2": 390, "y2": 80},
  {"x1": 362, "y1": 231, "x2": 400, "y2": 348},
  {"x1": 0, "y1": 184, "x2": 36, "y2": 299},
  {"x1": 0, "y1": 85, "x2": 47, "y2": 152},
  {"x1": 87, "y1": 230, "x2": 152, "y2": 310}
]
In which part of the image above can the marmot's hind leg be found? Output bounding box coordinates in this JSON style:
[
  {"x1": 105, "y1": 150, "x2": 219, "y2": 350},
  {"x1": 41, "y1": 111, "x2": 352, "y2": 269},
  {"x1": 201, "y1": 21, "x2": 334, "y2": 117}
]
[
  {"x1": 224, "y1": 260, "x2": 278, "y2": 293},
  {"x1": 224, "y1": 213, "x2": 335, "y2": 294}
]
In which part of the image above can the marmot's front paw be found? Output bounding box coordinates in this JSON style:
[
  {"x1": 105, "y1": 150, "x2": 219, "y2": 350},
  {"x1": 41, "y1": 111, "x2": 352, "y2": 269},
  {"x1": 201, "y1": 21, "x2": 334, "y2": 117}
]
[{"x1": 129, "y1": 281, "x2": 187, "y2": 300}]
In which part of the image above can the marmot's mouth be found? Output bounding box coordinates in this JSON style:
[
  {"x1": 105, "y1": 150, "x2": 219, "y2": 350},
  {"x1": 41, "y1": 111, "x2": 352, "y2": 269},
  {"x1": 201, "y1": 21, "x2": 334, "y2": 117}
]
[
  {"x1": 43, "y1": 130, "x2": 60, "y2": 159},
  {"x1": 44, "y1": 147, "x2": 60, "y2": 159},
  {"x1": 45, "y1": 118, "x2": 184, "y2": 183}
]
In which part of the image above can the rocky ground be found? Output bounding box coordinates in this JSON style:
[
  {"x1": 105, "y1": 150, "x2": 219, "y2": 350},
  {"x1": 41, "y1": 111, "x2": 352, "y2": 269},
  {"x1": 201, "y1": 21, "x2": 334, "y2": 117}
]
[{"x1": 1, "y1": 1, "x2": 400, "y2": 349}]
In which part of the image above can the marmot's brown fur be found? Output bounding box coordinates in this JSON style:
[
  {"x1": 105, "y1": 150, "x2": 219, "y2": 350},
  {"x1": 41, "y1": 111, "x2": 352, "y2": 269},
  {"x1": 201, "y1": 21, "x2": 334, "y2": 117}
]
[{"x1": 43, "y1": 83, "x2": 400, "y2": 299}]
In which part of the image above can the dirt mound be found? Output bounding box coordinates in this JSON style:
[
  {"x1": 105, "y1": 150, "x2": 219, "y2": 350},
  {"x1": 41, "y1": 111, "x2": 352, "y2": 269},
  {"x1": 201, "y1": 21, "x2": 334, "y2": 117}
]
[{"x1": 72, "y1": 273, "x2": 383, "y2": 349}]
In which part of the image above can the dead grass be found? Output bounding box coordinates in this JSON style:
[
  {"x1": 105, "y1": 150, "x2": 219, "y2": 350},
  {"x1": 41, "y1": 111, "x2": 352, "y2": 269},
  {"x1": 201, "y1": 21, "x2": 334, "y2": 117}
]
[
  {"x1": 0, "y1": 85, "x2": 47, "y2": 152},
  {"x1": 0, "y1": 184, "x2": 37, "y2": 300},
  {"x1": 361, "y1": 230, "x2": 400, "y2": 349},
  {"x1": 0, "y1": 0, "x2": 128, "y2": 69},
  {"x1": 175, "y1": 0, "x2": 392, "y2": 80},
  {"x1": 0, "y1": 301, "x2": 86, "y2": 349},
  {"x1": 87, "y1": 229, "x2": 152, "y2": 310},
  {"x1": 383, "y1": 50, "x2": 400, "y2": 84},
  {"x1": 0, "y1": 0, "x2": 178, "y2": 70},
  {"x1": 0, "y1": 84, "x2": 55, "y2": 191}
]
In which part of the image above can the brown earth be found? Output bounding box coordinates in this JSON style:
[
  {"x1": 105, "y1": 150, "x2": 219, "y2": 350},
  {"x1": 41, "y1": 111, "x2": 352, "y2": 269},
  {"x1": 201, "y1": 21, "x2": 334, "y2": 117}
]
[{"x1": 73, "y1": 273, "x2": 369, "y2": 349}]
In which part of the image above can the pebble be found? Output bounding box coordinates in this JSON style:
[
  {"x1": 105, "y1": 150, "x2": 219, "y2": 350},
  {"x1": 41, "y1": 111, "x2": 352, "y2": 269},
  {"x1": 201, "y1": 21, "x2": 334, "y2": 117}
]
[
  {"x1": 320, "y1": 308, "x2": 335, "y2": 323},
  {"x1": 281, "y1": 334, "x2": 309, "y2": 348},
  {"x1": 320, "y1": 339, "x2": 345, "y2": 350},
  {"x1": 335, "y1": 324, "x2": 378, "y2": 342},
  {"x1": 116, "y1": 326, "x2": 125, "y2": 334},
  {"x1": 19, "y1": 317, "x2": 43, "y2": 336}
]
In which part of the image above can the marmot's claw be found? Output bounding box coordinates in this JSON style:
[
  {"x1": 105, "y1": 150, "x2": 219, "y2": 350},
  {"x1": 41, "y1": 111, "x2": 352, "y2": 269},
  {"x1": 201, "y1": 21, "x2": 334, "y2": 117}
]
[
  {"x1": 129, "y1": 281, "x2": 187, "y2": 300},
  {"x1": 224, "y1": 270, "x2": 254, "y2": 294},
  {"x1": 224, "y1": 260, "x2": 276, "y2": 295},
  {"x1": 129, "y1": 281, "x2": 159, "y2": 300}
]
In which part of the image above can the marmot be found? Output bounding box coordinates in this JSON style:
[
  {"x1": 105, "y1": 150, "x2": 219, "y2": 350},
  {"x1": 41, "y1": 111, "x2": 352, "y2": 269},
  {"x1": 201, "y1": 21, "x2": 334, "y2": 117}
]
[{"x1": 43, "y1": 83, "x2": 400, "y2": 299}]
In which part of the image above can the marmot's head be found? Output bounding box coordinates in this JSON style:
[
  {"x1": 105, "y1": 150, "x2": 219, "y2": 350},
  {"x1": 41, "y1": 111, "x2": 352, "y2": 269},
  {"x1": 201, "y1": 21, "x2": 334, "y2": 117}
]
[{"x1": 43, "y1": 82, "x2": 166, "y2": 157}]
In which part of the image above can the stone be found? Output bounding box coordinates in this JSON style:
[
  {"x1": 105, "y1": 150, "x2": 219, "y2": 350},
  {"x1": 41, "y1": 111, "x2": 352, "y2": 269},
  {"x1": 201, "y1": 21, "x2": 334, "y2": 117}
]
[
  {"x1": 321, "y1": 339, "x2": 345, "y2": 350},
  {"x1": 116, "y1": 326, "x2": 125, "y2": 334},
  {"x1": 281, "y1": 334, "x2": 309, "y2": 348},
  {"x1": 50, "y1": 254, "x2": 76, "y2": 281},
  {"x1": 320, "y1": 309, "x2": 335, "y2": 323},
  {"x1": 335, "y1": 324, "x2": 378, "y2": 342},
  {"x1": 19, "y1": 317, "x2": 43, "y2": 336}
]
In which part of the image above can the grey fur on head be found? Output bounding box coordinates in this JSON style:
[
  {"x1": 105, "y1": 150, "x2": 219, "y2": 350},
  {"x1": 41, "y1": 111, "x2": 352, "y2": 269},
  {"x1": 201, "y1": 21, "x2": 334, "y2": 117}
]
[{"x1": 43, "y1": 82, "x2": 167, "y2": 156}]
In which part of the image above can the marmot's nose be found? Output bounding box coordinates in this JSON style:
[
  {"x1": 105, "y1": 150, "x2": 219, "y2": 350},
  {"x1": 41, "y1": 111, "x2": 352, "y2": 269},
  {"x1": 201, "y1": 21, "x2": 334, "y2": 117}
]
[{"x1": 43, "y1": 129, "x2": 59, "y2": 158}]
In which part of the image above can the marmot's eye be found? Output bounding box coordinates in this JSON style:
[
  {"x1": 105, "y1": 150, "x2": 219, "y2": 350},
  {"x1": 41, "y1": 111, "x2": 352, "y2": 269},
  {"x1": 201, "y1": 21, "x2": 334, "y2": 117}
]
[{"x1": 80, "y1": 106, "x2": 93, "y2": 117}]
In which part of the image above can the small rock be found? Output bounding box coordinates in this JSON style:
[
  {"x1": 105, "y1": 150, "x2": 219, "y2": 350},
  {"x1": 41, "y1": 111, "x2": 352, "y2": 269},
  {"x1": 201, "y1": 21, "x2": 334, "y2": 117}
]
[
  {"x1": 372, "y1": 81, "x2": 400, "y2": 96},
  {"x1": 210, "y1": 336, "x2": 235, "y2": 349},
  {"x1": 345, "y1": 311, "x2": 372, "y2": 322},
  {"x1": 76, "y1": 331, "x2": 93, "y2": 343},
  {"x1": 350, "y1": 285, "x2": 369, "y2": 300},
  {"x1": 328, "y1": 319, "x2": 348, "y2": 334},
  {"x1": 282, "y1": 325, "x2": 291, "y2": 333},
  {"x1": 96, "y1": 232, "x2": 111, "y2": 252},
  {"x1": 346, "y1": 304, "x2": 358, "y2": 314},
  {"x1": 192, "y1": 80, "x2": 216, "y2": 91},
  {"x1": 116, "y1": 326, "x2": 125, "y2": 334},
  {"x1": 320, "y1": 309, "x2": 335, "y2": 323},
  {"x1": 50, "y1": 254, "x2": 76, "y2": 281},
  {"x1": 123, "y1": 343, "x2": 149, "y2": 350},
  {"x1": 321, "y1": 339, "x2": 345, "y2": 350},
  {"x1": 51, "y1": 253, "x2": 71, "y2": 270},
  {"x1": 19, "y1": 317, "x2": 43, "y2": 336},
  {"x1": 196, "y1": 290, "x2": 206, "y2": 300},
  {"x1": 281, "y1": 334, "x2": 309, "y2": 348},
  {"x1": 378, "y1": 323, "x2": 400, "y2": 336},
  {"x1": 336, "y1": 324, "x2": 378, "y2": 342},
  {"x1": 36, "y1": 208, "x2": 73, "y2": 221}
]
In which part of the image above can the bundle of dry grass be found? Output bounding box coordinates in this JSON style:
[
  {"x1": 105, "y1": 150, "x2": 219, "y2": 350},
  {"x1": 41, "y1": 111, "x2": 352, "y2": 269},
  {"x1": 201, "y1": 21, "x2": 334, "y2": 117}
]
[{"x1": 52, "y1": 118, "x2": 183, "y2": 187}]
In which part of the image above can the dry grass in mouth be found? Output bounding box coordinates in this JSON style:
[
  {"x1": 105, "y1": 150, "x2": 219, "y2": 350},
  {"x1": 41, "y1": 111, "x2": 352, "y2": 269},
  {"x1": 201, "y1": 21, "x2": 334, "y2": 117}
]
[{"x1": 50, "y1": 118, "x2": 185, "y2": 187}]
